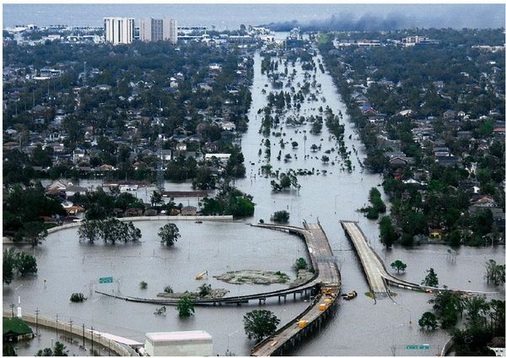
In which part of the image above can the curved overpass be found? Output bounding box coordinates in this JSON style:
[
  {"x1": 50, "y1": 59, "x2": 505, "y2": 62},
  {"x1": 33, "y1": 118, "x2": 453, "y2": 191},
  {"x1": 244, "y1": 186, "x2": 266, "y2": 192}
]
[
  {"x1": 340, "y1": 220, "x2": 496, "y2": 297},
  {"x1": 97, "y1": 221, "x2": 340, "y2": 307},
  {"x1": 96, "y1": 221, "x2": 341, "y2": 356}
]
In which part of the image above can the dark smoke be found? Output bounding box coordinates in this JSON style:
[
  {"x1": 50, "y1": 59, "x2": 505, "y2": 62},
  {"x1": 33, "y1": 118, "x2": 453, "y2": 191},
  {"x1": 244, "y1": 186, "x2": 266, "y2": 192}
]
[{"x1": 260, "y1": 6, "x2": 505, "y2": 32}]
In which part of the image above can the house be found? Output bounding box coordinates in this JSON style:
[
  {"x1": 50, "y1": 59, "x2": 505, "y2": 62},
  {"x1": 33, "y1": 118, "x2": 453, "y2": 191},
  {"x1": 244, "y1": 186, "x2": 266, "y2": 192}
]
[
  {"x1": 3, "y1": 317, "x2": 34, "y2": 342},
  {"x1": 180, "y1": 206, "x2": 198, "y2": 216},
  {"x1": 72, "y1": 147, "x2": 87, "y2": 164},
  {"x1": 125, "y1": 208, "x2": 144, "y2": 217}
]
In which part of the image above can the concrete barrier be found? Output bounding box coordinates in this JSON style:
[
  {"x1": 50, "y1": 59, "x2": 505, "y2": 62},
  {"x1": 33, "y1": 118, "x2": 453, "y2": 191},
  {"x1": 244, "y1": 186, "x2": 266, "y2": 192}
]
[{"x1": 3, "y1": 311, "x2": 136, "y2": 356}]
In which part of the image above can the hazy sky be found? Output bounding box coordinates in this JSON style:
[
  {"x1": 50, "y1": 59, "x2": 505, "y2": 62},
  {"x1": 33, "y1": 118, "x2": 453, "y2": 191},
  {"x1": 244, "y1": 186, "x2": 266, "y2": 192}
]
[{"x1": 2, "y1": 2, "x2": 505, "y2": 30}]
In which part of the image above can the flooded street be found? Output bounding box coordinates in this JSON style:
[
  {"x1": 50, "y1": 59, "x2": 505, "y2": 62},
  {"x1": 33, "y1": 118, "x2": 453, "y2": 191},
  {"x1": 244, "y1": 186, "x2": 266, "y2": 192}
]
[{"x1": 4, "y1": 45, "x2": 504, "y2": 356}]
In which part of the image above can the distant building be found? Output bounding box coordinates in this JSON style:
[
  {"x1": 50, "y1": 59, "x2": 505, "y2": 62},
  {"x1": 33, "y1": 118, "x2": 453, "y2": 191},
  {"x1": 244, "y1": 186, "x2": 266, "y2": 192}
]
[
  {"x1": 144, "y1": 330, "x2": 213, "y2": 356},
  {"x1": 103, "y1": 17, "x2": 135, "y2": 44},
  {"x1": 139, "y1": 17, "x2": 177, "y2": 44}
]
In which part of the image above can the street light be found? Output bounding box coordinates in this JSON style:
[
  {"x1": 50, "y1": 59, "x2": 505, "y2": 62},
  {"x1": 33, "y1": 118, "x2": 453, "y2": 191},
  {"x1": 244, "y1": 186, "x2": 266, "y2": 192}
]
[{"x1": 226, "y1": 330, "x2": 238, "y2": 356}]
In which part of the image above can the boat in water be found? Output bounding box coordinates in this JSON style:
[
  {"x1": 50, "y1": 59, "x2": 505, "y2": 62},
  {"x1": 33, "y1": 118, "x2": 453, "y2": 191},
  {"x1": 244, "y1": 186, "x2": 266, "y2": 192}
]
[{"x1": 342, "y1": 290, "x2": 357, "y2": 300}]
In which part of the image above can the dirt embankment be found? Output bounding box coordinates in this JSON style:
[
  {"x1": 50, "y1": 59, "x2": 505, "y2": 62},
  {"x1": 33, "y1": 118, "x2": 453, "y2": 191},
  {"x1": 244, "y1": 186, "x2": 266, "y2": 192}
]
[{"x1": 214, "y1": 269, "x2": 314, "y2": 287}]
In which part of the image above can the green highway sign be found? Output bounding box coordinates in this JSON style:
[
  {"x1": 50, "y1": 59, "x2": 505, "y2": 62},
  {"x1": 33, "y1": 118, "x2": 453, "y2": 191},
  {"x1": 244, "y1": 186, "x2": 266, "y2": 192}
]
[
  {"x1": 99, "y1": 276, "x2": 113, "y2": 284},
  {"x1": 406, "y1": 344, "x2": 430, "y2": 350}
]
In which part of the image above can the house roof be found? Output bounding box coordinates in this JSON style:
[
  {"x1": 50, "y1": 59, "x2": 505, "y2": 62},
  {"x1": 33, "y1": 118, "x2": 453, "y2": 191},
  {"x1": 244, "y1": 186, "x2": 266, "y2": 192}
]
[{"x1": 3, "y1": 317, "x2": 33, "y2": 336}]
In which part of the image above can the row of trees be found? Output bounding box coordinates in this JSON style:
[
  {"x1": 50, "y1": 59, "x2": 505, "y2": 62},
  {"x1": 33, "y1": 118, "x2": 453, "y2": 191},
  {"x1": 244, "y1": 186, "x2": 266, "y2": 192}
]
[
  {"x1": 78, "y1": 219, "x2": 182, "y2": 247},
  {"x1": 3, "y1": 248, "x2": 38, "y2": 284},
  {"x1": 360, "y1": 187, "x2": 386, "y2": 219},
  {"x1": 3, "y1": 183, "x2": 65, "y2": 246},
  {"x1": 419, "y1": 290, "x2": 505, "y2": 355},
  {"x1": 78, "y1": 218, "x2": 141, "y2": 244}
]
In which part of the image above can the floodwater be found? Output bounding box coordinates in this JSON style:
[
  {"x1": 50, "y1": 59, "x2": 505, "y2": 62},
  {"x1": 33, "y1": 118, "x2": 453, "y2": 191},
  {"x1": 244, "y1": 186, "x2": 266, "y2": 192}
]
[{"x1": 4, "y1": 45, "x2": 504, "y2": 356}]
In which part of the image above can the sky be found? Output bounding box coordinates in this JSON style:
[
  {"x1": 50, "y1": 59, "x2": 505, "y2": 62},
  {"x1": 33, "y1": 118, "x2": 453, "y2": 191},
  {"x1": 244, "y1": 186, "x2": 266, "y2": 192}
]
[{"x1": 2, "y1": 1, "x2": 505, "y2": 30}]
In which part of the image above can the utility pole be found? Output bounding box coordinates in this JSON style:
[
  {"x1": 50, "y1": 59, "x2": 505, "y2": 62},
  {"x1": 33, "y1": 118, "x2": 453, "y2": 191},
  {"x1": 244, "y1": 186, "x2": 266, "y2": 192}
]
[
  {"x1": 82, "y1": 324, "x2": 85, "y2": 348},
  {"x1": 35, "y1": 308, "x2": 39, "y2": 337},
  {"x1": 156, "y1": 134, "x2": 164, "y2": 193}
]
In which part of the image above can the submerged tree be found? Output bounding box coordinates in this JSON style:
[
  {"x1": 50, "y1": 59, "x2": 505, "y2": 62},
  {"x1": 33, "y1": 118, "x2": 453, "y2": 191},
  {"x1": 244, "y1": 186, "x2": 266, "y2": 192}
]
[
  {"x1": 176, "y1": 295, "x2": 195, "y2": 318},
  {"x1": 243, "y1": 309, "x2": 280, "y2": 342},
  {"x1": 390, "y1": 260, "x2": 407, "y2": 274},
  {"x1": 419, "y1": 311, "x2": 438, "y2": 330},
  {"x1": 158, "y1": 223, "x2": 181, "y2": 246},
  {"x1": 421, "y1": 268, "x2": 439, "y2": 287},
  {"x1": 485, "y1": 259, "x2": 505, "y2": 286}
]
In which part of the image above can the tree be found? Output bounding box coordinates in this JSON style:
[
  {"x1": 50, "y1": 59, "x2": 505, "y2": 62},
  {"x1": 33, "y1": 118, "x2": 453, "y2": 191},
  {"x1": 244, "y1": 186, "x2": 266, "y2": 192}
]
[
  {"x1": 198, "y1": 283, "x2": 212, "y2": 298},
  {"x1": 22, "y1": 221, "x2": 48, "y2": 248},
  {"x1": 53, "y1": 341, "x2": 69, "y2": 356},
  {"x1": 3, "y1": 344, "x2": 17, "y2": 356},
  {"x1": 271, "y1": 210, "x2": 289, "y2": 223},
  {"x1": 464, "y1": 295, "x2": 489, "y2": 327},
  {"x1": 418, "y1": 311, "x2": 438, "y2": 330},
  {"x1": 158, "y1": 223, "x2": 180, "y2": 246},
  {"x1": 78, "y1": 219, "x2": 141, "y2": 244},
  {"x1": 429, "y1": 289, "x2": 464, "y2": 329},
  {"x1": 3, "y1": 248, "x2": 16, "y2": 285},
  {"x1": 70, "y1": 293, "x2": 86, "y2": 303},
  {"x1": 390, "y1": 260, "x2": 407, "y2": 274},
  {"x1": 243, "y1": 309, "x2": 280, "y2": 342},
  {"x1": 176, "y1": 295, "x2": 195, "y2": 318},
  {"x1": 36, "y1": 341, "x2": 68, "y2": 356},
  {"x1": 150, "y1": 190, "x2": 163, "y2": 208},
  {"x1": 15, "y1": 251, "x2": 37, "y2": 276},
  {"x1": 379, "y1": 216, "x2": 397, "y2": 248},
  {"x1": 485, "y1": 259, "x2": 505, "y2": 286},
  {"x1": 421, "y1": 268, "x2": 439, "y2": 287},
  {"x1": 294, "y1": 257, "x2": 308, "y2": 270}
]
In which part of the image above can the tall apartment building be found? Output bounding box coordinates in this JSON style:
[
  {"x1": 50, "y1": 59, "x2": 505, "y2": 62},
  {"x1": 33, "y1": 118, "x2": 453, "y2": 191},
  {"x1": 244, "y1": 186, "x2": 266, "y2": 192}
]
[
  {"x1": 139, "y1": 17, "x2": 178, "y2": 44},
  {"x1": 103, "y1": 17, "x2": 135, "y2": 45}
]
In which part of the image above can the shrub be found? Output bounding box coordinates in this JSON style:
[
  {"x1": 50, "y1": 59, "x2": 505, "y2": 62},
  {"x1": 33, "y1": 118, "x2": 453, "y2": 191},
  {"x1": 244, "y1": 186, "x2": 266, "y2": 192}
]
[{"x1": 70, "y1": 292, "x2": 86, "y2": 302}]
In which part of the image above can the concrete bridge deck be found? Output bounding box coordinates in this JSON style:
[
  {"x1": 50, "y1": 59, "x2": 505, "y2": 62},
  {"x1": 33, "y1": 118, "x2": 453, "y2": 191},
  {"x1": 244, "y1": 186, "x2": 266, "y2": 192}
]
[
  {"x1": 340, "y1": 220, "x2": 391, "y2": 298},
  {"x1": 339, "y1": 220, "x2": 496, "y2": 298},
  {"x1": 250, "y1": 221, "x2": 341, "y2": 356}
]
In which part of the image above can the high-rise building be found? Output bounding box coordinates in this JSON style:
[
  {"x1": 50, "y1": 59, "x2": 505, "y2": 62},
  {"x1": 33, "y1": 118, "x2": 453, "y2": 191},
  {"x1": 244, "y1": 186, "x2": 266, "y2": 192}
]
[
  {"x1": 103, "y1": 17, "x2": 135, "y2": 45},
  {"x1": 139, "y1": 17, "x2": 178, "y2": 44}
]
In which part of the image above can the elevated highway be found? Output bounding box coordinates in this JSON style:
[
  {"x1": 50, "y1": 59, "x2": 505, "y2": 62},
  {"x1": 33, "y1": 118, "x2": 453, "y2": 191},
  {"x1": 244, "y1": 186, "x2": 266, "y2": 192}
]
[
  {"x1": 249, "y1": 221, "x2": 341, "y2": 356},
  {"x1": 340, "y1": 220, "x2": 495, "y2": 298},
  {"x1": 97, "y1": 221, "x2": 341, "y2": 356}
]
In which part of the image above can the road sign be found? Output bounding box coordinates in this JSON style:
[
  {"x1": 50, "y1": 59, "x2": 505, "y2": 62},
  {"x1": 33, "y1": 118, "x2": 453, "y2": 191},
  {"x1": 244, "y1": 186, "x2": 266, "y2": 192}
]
[
  {"x1": 406, "y1": 344, "x2": 430, "y2": 350},
  {"x1": 99, "y1": 276, "x2": 113, "y2": 284}
]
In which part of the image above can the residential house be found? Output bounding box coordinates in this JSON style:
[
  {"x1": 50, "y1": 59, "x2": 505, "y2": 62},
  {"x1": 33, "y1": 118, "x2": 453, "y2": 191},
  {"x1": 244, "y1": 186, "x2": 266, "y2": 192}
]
[
  {"x1": 180, "y1": 206, "x2": 198, "y2": 216},
  {"x1": 72, "y1": 147, "x2": 87, "y2": 164}
]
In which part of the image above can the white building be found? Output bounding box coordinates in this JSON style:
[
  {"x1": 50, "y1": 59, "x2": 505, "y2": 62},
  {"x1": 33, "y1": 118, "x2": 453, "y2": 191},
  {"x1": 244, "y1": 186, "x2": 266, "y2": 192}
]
[
  {"x1": 103, "y1": 17, "x2": 135, "y2": 44},
  {"x1": 144, "y1": 330, "x2": 213, "y2": 356},
  {"x1": 139, "y1": 17, "x2": 178, "y2": 44}
]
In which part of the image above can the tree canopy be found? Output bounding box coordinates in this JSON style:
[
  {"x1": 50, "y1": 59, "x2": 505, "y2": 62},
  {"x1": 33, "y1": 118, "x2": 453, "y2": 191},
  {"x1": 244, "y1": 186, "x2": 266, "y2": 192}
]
[
  {"x1": 158, "y1": 223, "x2": 180, "y2": 246},
  {"x1": 243, "y1": 309, "x2": 280, "y2": 342}
]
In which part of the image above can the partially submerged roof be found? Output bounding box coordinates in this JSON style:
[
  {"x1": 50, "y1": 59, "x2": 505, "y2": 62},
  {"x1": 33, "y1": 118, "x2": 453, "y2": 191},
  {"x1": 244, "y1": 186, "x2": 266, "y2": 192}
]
[{"x1": 3, "y1": 317, "x2": 33, "y2": 336}]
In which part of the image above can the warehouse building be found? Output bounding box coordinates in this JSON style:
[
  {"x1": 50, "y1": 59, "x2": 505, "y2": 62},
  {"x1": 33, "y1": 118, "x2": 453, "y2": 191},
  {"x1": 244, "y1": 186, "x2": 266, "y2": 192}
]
[{"x1": 144, "y1": 330, "x2": 213, "y2": 356}]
